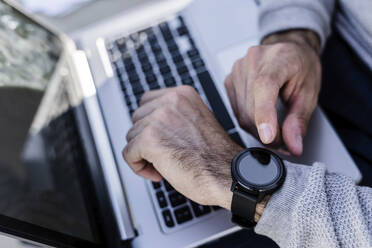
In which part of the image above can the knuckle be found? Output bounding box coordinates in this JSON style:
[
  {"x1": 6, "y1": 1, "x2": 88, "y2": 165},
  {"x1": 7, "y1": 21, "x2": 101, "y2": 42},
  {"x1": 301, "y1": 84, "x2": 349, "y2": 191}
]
[
  {"x1": 232, "y1": 58, "x2": 243, "y2": 73},
  {"x1": 153, "y1": 106, "x2": 171, "y2": 121},
  {"x1": 164, "y1": 91, "x2": 183, "y2": 104},
  {"x1": 177, "y1": 85, "x2": 196, "y2": 96},
  {"x1": 246, "y1": 45, "x2": 261, "y2": 58},
  {"x1": 253, "y1": 73, "x2": 280, "y2": 90},
  {"x1": 275, "y1": 43, "x2": 292, "y2": 54}
]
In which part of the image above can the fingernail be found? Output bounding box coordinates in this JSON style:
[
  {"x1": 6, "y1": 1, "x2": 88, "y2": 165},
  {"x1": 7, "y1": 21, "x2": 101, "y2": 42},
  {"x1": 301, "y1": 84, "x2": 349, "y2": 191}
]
[
  {"x1": 258, "y1": 123, "x2": 273, "y2": 144},
  {"x1": 296, "y1": 134, "x2": 303, "y2": 154}
]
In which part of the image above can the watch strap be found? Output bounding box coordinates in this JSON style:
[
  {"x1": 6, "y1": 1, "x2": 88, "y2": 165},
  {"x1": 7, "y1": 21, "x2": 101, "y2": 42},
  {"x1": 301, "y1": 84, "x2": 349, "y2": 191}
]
[{"x1": 231, "y1": 190, "x2": 257, "y2": 229}]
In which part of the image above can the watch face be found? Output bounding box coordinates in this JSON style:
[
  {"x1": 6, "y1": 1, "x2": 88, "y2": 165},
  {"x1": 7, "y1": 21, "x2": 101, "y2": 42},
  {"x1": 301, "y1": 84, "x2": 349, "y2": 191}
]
[{"x1": 232, "y1": 148, "x2": 285, "y2": 191}]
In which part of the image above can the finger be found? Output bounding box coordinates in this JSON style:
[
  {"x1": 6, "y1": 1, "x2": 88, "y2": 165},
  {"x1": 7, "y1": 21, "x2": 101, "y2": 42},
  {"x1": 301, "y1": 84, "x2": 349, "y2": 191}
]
[
  {"x1": 253, "y1": 76, "x2": 280, "y2": 145},
  {"x1": 126, "y1": 117, "x2": 150, "y2": 142},
  {"x1": 230, "y1": 58, "x2": 254, "y2": 130},
  {"x1": 135, "y1": 162, "x2": 163, "y2": 182},
  {"x1": 122, "y1": 136, "x2": 162, "y2": 181},
  {"x1": 282, "y1": 91, "x2": 316, "y2": 156},
  {"x1": 224, "y1": 74, "x2": 239, "y2": 118},
  {"x1": 139, "y1": 88, "x2": 170, "y2": 106},
  {"x1": 132, "y1": 97, "x2": 163, "y2": 123}
]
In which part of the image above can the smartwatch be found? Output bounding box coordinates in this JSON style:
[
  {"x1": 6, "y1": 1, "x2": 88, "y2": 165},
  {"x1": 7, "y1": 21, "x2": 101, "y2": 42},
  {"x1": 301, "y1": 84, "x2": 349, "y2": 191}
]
[{"x1": 230, "y1": 147, "x2": 286, "y2": 228}]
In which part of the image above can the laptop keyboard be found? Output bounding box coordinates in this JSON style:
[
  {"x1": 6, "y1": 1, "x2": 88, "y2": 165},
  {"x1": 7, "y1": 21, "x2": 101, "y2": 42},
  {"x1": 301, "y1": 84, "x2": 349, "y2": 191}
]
[{"x1": 107, "y1": 16, "x2": 243, "y2": 233}]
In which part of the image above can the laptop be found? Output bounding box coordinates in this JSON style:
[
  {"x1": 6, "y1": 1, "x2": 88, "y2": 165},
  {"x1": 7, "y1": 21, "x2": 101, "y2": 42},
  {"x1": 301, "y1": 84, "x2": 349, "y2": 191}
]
[{"x1": 0, "y1": 0, "x2": 361, "y2": 247}]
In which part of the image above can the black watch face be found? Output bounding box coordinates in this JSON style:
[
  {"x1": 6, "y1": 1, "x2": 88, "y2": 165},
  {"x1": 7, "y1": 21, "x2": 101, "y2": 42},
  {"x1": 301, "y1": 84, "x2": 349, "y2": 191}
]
[{"x1": 232, "y1": 148, "x2": 285, "y2": 190}]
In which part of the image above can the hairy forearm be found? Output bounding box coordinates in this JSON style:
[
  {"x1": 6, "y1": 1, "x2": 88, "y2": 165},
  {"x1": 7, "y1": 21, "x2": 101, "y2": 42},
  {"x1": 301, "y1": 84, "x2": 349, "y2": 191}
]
[
  {"x1": 219, "y1": 181, "x2": 270, "y2": 223},
  {"x1": 262, "y1": 29, "x2": 321, "y2": 54}
]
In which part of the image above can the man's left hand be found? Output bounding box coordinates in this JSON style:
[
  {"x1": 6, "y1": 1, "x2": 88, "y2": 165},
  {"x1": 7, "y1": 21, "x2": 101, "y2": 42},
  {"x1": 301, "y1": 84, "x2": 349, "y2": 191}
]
[{"x1": 122, "y1": 86, "x2": 242, "y2": 209}]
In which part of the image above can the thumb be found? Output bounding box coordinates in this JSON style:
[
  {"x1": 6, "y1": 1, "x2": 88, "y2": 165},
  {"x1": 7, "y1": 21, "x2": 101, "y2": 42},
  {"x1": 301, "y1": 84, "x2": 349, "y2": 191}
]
[
  {"x1": 282, "y1": 94, "x2": 315, "y2": 156},
  {"x1": 253, "y1": 78, "x2": 280, "y2": 145}
]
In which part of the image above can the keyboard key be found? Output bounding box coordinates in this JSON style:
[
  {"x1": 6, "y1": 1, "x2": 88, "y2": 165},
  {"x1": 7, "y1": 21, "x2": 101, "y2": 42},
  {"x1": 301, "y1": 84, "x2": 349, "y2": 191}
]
[
  {"x1": 160, "y1": 23, "x2": 173, "y2": 40},
  {"x1": 182, "y1": 76, "x2": 194, "y2": 86},
  {"x1": 144, "y1": 27, "x2": 154, "y2": 36},
  {"x1": 162, "y1": 210, "x2": 175, "y2": 228},
  {"x1": 159, "y1": 22, "x2": 170, "y2": 32},
  {"x1": 131, "y1": 84, "x2": 144, "y2": 95},
  {"x1": 229, "y1": 132, "x2": 245, "y2": 147},
  {"x1": 155, "y1": 53, "x2": 166, "y2": 64},
  {"x1": 137, "y1": 51, "x2": 148, "y2": 62},
  {"x1": 130, "y1": 33, "x2": 140, "y2": 43},
  {"x1": 167, "y1": 41, "x2": 179, "y2": 52},
  {"x1": 128, "y1": 73, "x2": 140, "y2": 83},
  {"x1": 168, "y1": 192, "x2": 187, "y2": 207},
  {"x1": 192, "y1": 59, "x2": 205, "y2": 69},
  {"x1": 117, "y1": 41, "x2": 128, "y2": 53},
  {"x1": 120, "y1": 82, "x2": 128, "y2": 93},
  {"x1": 172, "y1": 54, "x2": 183, "y2": 63},
  {"x1": 164, "y1": 76, "x2": 176, "y2": 87},
  {"x1": 141, "y1": 62, "x2": 153, "y2": 72},
  {"x1": 164, "y1": 180, "x2": 174, "y2": 192},
  {"x1": 168, "y1": 43, "x2": 179, "y2": 52},
  {"x1": 175, "y1": 60, "x2": 186, "y2": 68},
  {"x1": 174, "y1": 206, "x2": 193, "y2": 224},
  {"x1": 177, "y1": 26, "x2": 189, "y2": 36},
  {"x1": 123, "y1": 56, "x2": 133, "y2": 66},
  {"x1": 197, "y1": 71, "x2": 235, "y2": 131},
  {"x1": 159, "y1": 65, "x2": 171, "y2": 75},
  {"x1": 125, "y1": 62, "x2": 136, "y2": 72},
  {"x1": 156, "y1": 191, "x2": 168, "y2": 208},
  {"x1": 177, "y1": 65, "x2": 188, "y2": 75},
  {"x1": 148, "y1": 82, "x2": 160, "y2": 90},
  {"x1": 115, "y1": 66, "x2": 125, "y2": 78},
  {"x1": 146, "y1": 73, "x2": 157, "y2": 84},
  {"x1": 170, "y1": 49, "x2": 181, "y2": 58},
  {"x1": 191, "y1": 202, "x2": 211, "y2": 217},
  {"x1": 151, "y1": 43, "x2": 162, "y2": 53},
  {"x1": 139, "y1": 56, "x2": 150, "y2": 65},
  {"x1": 152, "y1": 182, "x2": 161, "y2": 189},
  {"x1": 115, "y1": 37, "x2": 127, "y2": 46},
  {"x1": 146, "y1": 30, "x2": 157, "y2": 43},
  {"x1": 136, "y1": 45, "x2": 145, "y2": 53},
  {"x1": 187, "y1": 49, "x2": 199, "y2": 58},
  {"x1": 124, "y1": 97, "x2": 131, "y2": 107}
]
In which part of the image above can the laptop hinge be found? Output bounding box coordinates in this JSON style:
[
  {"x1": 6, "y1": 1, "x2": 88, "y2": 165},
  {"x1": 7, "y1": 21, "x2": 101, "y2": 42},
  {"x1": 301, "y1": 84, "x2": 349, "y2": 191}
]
[{"x1": 68, "y1": 50, "x2": 137, "y2": 241}]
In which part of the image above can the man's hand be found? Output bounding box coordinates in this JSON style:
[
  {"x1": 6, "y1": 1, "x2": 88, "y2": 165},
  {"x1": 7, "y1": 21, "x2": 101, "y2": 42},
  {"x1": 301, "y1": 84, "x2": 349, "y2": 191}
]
[
  {"x1": 224, "y1": 30, "x2": 321, "y2": 156},
  {"x1": 122, "y1": 86, "x2": 243, "y2": 209}
]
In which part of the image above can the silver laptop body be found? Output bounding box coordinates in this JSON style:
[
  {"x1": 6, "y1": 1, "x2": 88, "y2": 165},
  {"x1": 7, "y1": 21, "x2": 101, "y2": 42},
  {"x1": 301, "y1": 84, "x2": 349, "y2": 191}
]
[{"x1": 3, "y1": 0, "x2": 361, "y2": 247}]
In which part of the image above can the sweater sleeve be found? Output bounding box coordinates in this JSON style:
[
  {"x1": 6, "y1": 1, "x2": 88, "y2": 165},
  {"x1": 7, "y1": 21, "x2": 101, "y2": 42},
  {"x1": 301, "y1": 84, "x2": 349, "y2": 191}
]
[
  {"x1": 257, "y1": 0, "x2": 336, "y2": 49},
  {"x1": 255, "y1": 161, "x2": 372, "y2": 247}
]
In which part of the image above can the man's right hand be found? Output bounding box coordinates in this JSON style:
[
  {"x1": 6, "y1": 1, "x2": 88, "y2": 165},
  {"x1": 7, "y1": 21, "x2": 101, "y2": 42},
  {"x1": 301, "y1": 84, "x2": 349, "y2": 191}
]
[{"x1": 224, "y1": 30, "x2": 321, "y2": 156}]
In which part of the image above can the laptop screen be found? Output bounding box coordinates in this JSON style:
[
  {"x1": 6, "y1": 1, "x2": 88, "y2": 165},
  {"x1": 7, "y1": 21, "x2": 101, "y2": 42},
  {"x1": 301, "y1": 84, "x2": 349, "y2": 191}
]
[{"x1": 0, "y1": 2, "x2": 102, "y2": 246}]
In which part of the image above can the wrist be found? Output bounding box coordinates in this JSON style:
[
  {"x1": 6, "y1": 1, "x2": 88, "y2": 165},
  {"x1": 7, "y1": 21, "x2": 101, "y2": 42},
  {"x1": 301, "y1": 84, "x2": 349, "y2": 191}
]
[
  {"x1": 210, "y1": 143, "x2": 243, "y2": 211},
  {"x1": 254, "y1": 195, "x2": 270, "y2": 222},
  {"x1": 262, "y1": 29, "x2": 321, "y2": 54}
]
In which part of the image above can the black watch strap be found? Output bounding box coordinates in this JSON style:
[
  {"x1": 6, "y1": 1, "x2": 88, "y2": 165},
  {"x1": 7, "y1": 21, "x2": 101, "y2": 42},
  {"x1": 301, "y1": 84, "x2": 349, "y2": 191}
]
[{"x1": 231, "y1": 190, "x2": 257, "y2": 229}]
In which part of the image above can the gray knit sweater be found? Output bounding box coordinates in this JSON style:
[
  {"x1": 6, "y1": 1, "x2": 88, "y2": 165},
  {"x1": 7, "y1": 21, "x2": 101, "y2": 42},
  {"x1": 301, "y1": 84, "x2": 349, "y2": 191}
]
[
  {"x1": 254, "y1": 1, "x2": 372, "y2": 247},
  {"x1": 255, "y1": 162, "x2": 372, "y2": 247},
  {"x1": 257, "y1": 0, "x2": 372, "y2": 69}
]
